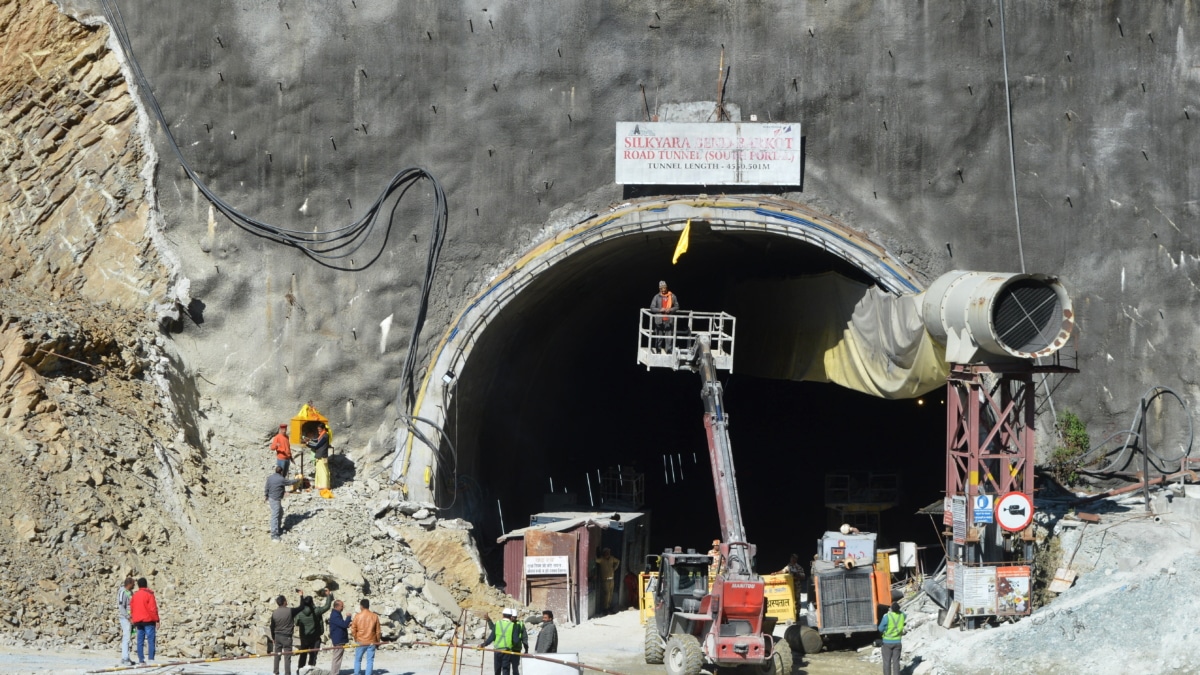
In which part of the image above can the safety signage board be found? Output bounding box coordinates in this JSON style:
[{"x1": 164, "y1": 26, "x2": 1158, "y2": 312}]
[
  {"x1": 958, "y1": 566, "x2": 997, "y2": 616},
  {"x1": 951, "y1": 496, "x2": 967, "y2": 544},
  {"x1": 973, "y1": 494, "x2": 995, "y2": 524},
  {"x1": 995, "y1": 566, "x2": 1032, "y2": 616},
  {"x1": 524, "y1": 556, "x2": 570, "y2": 576},
  {"x1": 994, "y1": 492, "x2": 1034, "y2": 532}
]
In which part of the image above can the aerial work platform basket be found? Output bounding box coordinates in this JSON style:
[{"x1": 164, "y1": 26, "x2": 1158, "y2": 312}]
[{"x1": 636, "y1": 309, "x2": 735, "y2": 371}]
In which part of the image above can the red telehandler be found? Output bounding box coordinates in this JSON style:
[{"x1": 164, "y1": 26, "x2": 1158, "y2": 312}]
[{"x1": 638, "y1": 310, "x2": 791, "y2": 675}]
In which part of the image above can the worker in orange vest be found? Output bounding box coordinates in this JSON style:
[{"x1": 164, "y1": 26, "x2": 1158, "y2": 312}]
[{"x1": 649, "y1": 280, "x2": 679, "y2": 353}]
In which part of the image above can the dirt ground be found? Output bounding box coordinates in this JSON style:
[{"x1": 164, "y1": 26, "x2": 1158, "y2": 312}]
[{"x1": 0, "y1": 608, "x2": 880, "y2": 675}]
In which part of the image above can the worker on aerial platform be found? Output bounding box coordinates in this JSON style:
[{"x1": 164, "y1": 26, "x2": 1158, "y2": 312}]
[{"x1": 649, "y1": 280, "x2": 679, "y2": 353}]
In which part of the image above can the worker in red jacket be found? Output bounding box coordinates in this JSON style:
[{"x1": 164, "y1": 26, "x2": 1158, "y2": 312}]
[{"x1": 130, "y1": 577, "x2": 160, "y2": 665}]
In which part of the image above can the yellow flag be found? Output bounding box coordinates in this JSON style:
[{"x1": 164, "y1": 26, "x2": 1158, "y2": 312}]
[{"x1": 672, "y1": 219, "x2": 691, "y2": 264}]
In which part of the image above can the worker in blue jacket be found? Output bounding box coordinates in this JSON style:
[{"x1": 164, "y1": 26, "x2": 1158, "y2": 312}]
[{"x1": 327, "y1": 597, "x2": 352, "y2": 675}]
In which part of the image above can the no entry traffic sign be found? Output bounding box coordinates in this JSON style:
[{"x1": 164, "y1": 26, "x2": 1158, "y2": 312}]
[{"x1": 995, "y1": 492, "x2": 1034, "y2": 532}]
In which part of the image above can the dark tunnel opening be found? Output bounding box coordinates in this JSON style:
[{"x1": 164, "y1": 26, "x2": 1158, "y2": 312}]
[{"x1": 439, "y1": 222, "x2": 947, "y2": 582}]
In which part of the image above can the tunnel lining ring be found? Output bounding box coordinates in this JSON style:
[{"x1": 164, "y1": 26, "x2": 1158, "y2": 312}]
[{"x1": 395, "y1": 195, "x2": 926, "y2": 500}]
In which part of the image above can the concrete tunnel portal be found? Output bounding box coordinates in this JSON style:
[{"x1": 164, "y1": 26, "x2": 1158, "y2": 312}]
[{"x1": 403, "y1": 197, "x2": 949, "y2": 575}]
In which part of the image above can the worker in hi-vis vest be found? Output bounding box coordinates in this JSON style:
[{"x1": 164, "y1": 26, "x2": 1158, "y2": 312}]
[
  {"x1": 649, "y1": 280, "x2": 679, "y2": 353},
  {"x1": 483, "y1": 607, "x2": 525, "y2": 675},
  {"x1": 878, "y1": 601, "x2": 906, "y2": 675}
]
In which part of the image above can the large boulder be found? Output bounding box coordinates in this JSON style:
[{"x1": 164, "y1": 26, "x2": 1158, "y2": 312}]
[{"x1": 328, "y1": 556, "x2": 365, "y2": 588}]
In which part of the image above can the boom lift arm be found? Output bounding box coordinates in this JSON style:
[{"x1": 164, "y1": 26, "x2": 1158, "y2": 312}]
[
  {"x1": 637, "y1": 310, "x2": 788, "y2": 675},
  {"x1": 694, "y1": 334, "x2": 754, "y2": 578}
]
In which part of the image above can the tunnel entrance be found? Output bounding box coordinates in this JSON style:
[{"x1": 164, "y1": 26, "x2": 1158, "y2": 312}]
[{"x1": 403, "y1": 197, "x2": 950, "y2": 580}]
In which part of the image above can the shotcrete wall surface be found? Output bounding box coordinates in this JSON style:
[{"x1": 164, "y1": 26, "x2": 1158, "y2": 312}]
[{"x1": 57, "y1": 1, "x2": 1200, "y2": 496}]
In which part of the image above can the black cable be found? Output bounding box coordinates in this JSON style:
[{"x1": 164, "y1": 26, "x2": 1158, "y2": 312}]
[
  {"x1": 397, "y1": 413, "x2": 460, "y2": 510},
  {"x1": 1077, "y1": 386, "x2": 1194, "y2": 475},
  {"x1": 99, "y1": 0, "x2": 447, "y2": 420}
]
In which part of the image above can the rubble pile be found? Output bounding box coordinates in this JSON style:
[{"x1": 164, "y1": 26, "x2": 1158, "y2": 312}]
[
  {"x1": 0, "y1": 284, "x2": 510, "y2": 661},
  {"x1": 903, "y1": 485, "x2": 1200, "y2": 675}
]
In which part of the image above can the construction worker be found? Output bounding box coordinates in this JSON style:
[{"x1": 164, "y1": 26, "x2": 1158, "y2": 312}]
[
  {"x1": 271, "y1": 424, "x2": 292, "y2": 475},
  {"x1": 878, "y1": 601, "x2": 906, "y2": 675},
  {"x1": 307, "y1": 423, "x2": 331, "y2": 491},
  {"x1": 649, "y1": 280, "x2": 679, "y2": 353},
  {"x1": 778, "y1": 553, "x2": 807, "y2": 612},
  {"x1": 595, "y1": 548, "x2": 621, "y2": 615},
  {"x1": 708, "y1": 539, "x2": 723, "y2": 579},
  {"x1": 482, "y1": 608, "x2": 523, "y2": 675}
]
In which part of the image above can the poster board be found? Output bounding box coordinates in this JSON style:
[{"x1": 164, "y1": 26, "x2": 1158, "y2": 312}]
[
  {"x1": 995, "y1": 566, "x2": 1032, "y2": 616},
  {"x1": 958, "y1": 566, "x2": 997, "y2": 616}
]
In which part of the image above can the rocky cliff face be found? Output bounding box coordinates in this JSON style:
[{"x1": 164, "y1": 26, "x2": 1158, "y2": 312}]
[
  {"x1": 0, "y1": 1, "x2": 506, "y2": 655},
  {"x1": 0, "y1": 0, "x2": 171, "y2": 308}
]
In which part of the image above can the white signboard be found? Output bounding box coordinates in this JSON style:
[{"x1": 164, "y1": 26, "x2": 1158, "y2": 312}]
[
  {"x1": 524, "y1": 555, "x2": 570, "y2": 576},
  {"x1": 959, "y1": 566, "x2": 998, "y2": 616},
  {"x1": 995, "y1": 492, "x2": 1034, "y2": 532},
  {"x1": 523, "y1": 652, "x2": 582, "y2": 675},
  {"x1": 615, "y1": 122, "x2": 802, "y2": 185},
  {"x1": 951, "y1": 496, "x2": 967, "y2": 545}
]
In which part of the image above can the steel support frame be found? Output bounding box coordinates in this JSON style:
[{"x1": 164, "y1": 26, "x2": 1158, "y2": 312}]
[{"x1": 945, "y1": 363, "x2": 1036, "y2": 528}]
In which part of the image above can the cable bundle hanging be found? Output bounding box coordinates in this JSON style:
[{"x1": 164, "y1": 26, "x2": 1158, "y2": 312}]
[
  {"x1": 99, "y1": 0, "x2": 448, "y2": 419},
  {"x1": 100, "y1": 0, "x2": 447, "y2": 271}
]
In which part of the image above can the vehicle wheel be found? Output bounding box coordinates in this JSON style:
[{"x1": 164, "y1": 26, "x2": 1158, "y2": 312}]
[
  {"x1": 798, "y1": 626, "x2": 823, "y2": 655},
  {"x1": 644, "y1": 622, "x2": 665, "y2": 664},
  {"x1": 771, "y1": 640, "x2": 794, "y2": 675},
  {"x1": 664, "y1": 634, "x2": 703, "y2": 675}
]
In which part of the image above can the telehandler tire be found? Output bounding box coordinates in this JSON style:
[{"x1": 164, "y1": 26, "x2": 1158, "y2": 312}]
[
  {"x1": 644, "y1": 622, "x2": 665, "y2": 664},
  {"x1": 664, "y1": 634, "x2": 703, "y2": 675},
  {"x1": 767, "y1": 639, "x2": 793, "y2": 675}
]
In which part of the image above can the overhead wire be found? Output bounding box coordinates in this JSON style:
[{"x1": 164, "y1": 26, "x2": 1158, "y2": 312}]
[{"x1": 99, "y1": 0, "x2": 447, "y2": 422}]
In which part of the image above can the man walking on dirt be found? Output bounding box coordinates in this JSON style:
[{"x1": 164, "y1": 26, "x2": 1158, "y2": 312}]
[
  {"x1": 265, "y1": 466, "x2": 298, "y2": 541},
  {"x1": 116, "y1": 577, "x2": 134, "y2": 665},
  {"x1": 271, "y1": 423, "x2": 292, "y2": 475}
]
